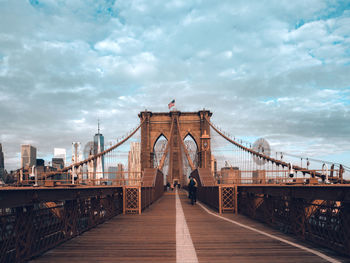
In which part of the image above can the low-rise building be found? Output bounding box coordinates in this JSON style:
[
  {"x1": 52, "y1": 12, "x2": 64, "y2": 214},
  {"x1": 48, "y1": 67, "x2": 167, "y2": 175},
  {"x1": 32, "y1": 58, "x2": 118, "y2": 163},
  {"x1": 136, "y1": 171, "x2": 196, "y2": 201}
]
[{"x1": 220, "y1": 166, "x2": 241, "y2": 184}]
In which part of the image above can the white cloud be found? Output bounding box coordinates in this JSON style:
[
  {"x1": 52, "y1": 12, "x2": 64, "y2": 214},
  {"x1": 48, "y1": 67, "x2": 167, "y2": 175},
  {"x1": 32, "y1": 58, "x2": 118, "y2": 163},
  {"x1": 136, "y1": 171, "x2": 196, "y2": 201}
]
[
  {"x1": 95, "y1": 40, "x2": 121, "y2": 53},
  {"x1": 72, "y1": 118, "x2": 86, "y2": 124},
  {"x1": 0, "y1": 0, "x2": 349, "y2": 171},
  {"x1": 219, "y1": 68, "x2": 237, "y2": 77},
  {"x1": 182, "y1": 12, "x2": 207, "y2": 26},
  {"x1": 222, "y1": 51, "x2": 232, "y2": 59}
]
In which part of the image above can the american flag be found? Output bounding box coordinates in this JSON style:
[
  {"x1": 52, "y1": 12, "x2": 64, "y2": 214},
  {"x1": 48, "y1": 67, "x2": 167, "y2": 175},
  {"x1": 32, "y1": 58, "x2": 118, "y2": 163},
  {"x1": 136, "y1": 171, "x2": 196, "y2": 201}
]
[{"x1": 168, "y1": 99, "x2": 175, "y2": 109}]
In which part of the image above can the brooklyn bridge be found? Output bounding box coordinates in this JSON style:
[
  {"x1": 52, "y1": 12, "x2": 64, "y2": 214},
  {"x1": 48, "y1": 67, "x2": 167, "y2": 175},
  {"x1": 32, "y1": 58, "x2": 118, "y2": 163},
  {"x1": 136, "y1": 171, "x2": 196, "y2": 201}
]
[{"x1": 0, "y1": 110, "x2": 349, "y2": 262}]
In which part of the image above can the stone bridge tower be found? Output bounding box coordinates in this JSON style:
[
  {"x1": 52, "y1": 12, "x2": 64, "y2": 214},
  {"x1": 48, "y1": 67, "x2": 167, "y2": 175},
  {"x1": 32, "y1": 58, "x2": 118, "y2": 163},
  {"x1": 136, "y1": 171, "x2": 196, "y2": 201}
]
[{"x1": 138, "y1": 110, "x2": 212, "y2": 185}]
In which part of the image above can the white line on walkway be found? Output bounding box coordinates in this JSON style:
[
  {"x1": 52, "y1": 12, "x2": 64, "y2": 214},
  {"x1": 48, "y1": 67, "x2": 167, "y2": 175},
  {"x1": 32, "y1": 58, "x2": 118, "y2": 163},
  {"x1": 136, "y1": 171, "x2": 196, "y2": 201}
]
[
  {"x1": 197, "y1": 202, "x2": 340, "y2": 263},
  {"x1": 176, "y1": 189, "x2": 198, "y2": 263}
]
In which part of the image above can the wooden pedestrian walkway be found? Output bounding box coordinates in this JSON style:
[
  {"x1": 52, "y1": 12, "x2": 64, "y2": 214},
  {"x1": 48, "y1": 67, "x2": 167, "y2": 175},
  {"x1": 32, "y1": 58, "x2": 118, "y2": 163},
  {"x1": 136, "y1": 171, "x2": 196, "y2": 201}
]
[{"x1": 32, "y1": 190, "x2": 346, "y2": 263}]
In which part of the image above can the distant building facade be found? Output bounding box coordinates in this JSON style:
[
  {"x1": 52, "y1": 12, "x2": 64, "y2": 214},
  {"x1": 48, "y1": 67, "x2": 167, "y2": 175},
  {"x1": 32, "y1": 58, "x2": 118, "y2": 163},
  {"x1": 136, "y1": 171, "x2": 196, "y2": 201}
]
[
  {"x1": 54, "y1": 148, "x2": 66, "y2": 166},
  {"x1": 52, "y1": 158, "x2": 65, "y2": 170},
  {"x1": 252, "y1": 170, "x2": 266, "y2": 184},
  {"x1": 36, "y1": 159, "x2": 45, "y2": 166},
  {"x1": 21, "y1": 144, "x2": 37, "y2": 168},
  {"x1": 128, "y1": 142, "x2": 141, "y2": 181},
  {"x1": 107, "y1": 164, "x2": 124, "y2": 185},
  {"x1": 117, "y1": 163, "x2": 124, "y2": 181},
  {"x1": 220, "y1": 166, "x2": 241, "y2": 184},
  {"x1": 35, "y1": 159, "x2": 52, "y2": 178},
  {"x1": 108, "y1": 166, "x2": 118, "y2": 180}
]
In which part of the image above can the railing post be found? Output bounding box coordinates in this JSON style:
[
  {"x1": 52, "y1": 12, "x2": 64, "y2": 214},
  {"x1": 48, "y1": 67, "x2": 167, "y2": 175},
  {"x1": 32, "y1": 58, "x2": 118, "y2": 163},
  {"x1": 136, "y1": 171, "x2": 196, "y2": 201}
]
[
  {"x1": 219, "y1": 186, "x2": 222, "y2": 214},
  {"x1": 71, "y1": 167, "x2": 75, "y2": 185},
  {"x1": 123, "y1": 186, "x2": 126, "y2": 214},
  {"x1": 32, "y1": 165, "x2": 38, "y2": 186},
  {"x1": 234, "y1": 184, "x2": 238, "y2": 215},
  {"x1": 138, "y1": 187, "x2": 142, "y2": 215},
  {"x1": 342, "y1": 202, "x2": 350, "y2": 256}
]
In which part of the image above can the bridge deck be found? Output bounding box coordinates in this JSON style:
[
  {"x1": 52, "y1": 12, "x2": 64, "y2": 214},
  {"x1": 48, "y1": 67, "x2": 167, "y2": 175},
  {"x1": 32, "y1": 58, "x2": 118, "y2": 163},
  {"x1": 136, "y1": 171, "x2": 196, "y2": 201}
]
[{"x1": 32, "y1": 191, "x2": 345, "y2": 263}]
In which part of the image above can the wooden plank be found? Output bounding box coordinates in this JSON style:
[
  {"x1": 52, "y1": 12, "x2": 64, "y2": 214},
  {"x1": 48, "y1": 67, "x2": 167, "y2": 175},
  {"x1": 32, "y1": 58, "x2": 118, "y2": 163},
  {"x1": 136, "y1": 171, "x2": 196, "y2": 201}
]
[
  {"x1": 179, "y1": 192, "x2": 345, "y2": 263},
  {"x1": 31, "y1": 193, "x2": 176, "y2": 262},
  {"x1": 31, "y1": 191, "x2": 346, "y2": 262}
]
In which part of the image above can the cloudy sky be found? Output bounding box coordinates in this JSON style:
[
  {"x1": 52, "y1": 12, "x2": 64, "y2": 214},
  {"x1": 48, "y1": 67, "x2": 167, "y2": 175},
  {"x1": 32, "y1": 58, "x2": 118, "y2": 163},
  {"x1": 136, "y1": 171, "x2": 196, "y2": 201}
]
[{"x1": 0, "y1": 0, "x2": 350, "y2": 171}]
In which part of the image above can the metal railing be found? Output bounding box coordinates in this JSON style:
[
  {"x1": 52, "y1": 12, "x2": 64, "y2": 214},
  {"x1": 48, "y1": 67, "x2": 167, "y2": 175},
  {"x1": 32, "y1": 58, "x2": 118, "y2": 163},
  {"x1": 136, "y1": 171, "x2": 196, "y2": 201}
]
[
  {"x1": 0, "y1": 168, "x2": 166, "y2": 262},
  {"x1": 238, "y1": 185, "x2": 350, "y2": 256},
  {"x1": 197, "y1": 185, "x2": 238, "y2": 214},
  {"x1": 0, "y1": 187, "x2": 123, "y2": 263},
  {"x1": 193, "y1": 166, "x2": 350, "y2": 256},
  {"x1": 121, "y1": 169, "x2": 165, "y2": 214},
  {"x1": 197, "y1": 182, "x2": 350, "y2": 257}
]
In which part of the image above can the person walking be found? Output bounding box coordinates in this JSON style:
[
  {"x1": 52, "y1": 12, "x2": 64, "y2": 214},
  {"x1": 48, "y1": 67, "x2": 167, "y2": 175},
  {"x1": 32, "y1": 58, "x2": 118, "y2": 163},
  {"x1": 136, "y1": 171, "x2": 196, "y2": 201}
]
[{"x1": 188, "y1": 176, "x2": 197, "y2": 205}]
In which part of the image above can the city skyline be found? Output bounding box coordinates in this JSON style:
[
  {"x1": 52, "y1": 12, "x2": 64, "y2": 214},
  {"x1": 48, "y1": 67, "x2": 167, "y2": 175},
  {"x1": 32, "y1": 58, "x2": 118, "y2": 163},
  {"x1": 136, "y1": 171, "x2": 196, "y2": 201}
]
[{"x1": 0, "y1": 1, "x2": 349, "y2": 171}]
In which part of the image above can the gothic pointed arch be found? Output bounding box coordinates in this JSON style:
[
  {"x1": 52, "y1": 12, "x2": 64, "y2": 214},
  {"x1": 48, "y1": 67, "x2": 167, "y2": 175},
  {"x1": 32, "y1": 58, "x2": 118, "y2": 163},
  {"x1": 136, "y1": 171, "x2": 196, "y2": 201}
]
[
  {"x1": 153, "y1": 133, "x2": 168, "y2": 151},
  {"x1": 153, "y1": 134, "x2": 168, "y2": 168},
  {"x1": 182, "y1": 132, "x2": 199, "y2": 150},
  {"x1": 183, "y1": 133, "x2": 199, "y2": 168}
]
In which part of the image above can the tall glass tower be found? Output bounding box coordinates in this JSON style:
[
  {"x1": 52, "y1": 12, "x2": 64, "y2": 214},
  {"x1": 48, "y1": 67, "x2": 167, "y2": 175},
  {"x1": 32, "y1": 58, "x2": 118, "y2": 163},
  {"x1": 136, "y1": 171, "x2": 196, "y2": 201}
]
[{"x1": 93, "y1": 121, "x2": 104, "y2": 180}]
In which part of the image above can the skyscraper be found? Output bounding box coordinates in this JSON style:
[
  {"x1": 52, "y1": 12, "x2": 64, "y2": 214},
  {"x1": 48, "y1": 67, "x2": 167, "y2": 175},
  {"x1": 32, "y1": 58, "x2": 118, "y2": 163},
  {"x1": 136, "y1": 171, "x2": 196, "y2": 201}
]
[
  {"x1": 52, "y1": 158, "x2": 64, "y2": 170},
  {"x1": 21, "y1": 144, "x2": 37, "y2": 168},
  {"x1": 54, "y1": 148, "x2": 66, "y2": 166},
  {"x1": 93, "y1": 134, "x2": 104, "y2": 156},
  {"x1": 93, "y1": 123, "x2": 104, "y2": 180},
  {"x1": 108, "y1": 166, "x2": 118, "y2": 180},
  {"x1": 117, "y1": 163, "x2": 124, "y2": 180},
  {"x1": 128, "y1": 142, "x2": 141, "y2": 181},
  {"x1": 0, "y1": 143, "x2": 4, "y2": 179},
  {"x1": 107, "y1": 164, "x2": 124, "y2": 185}
]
